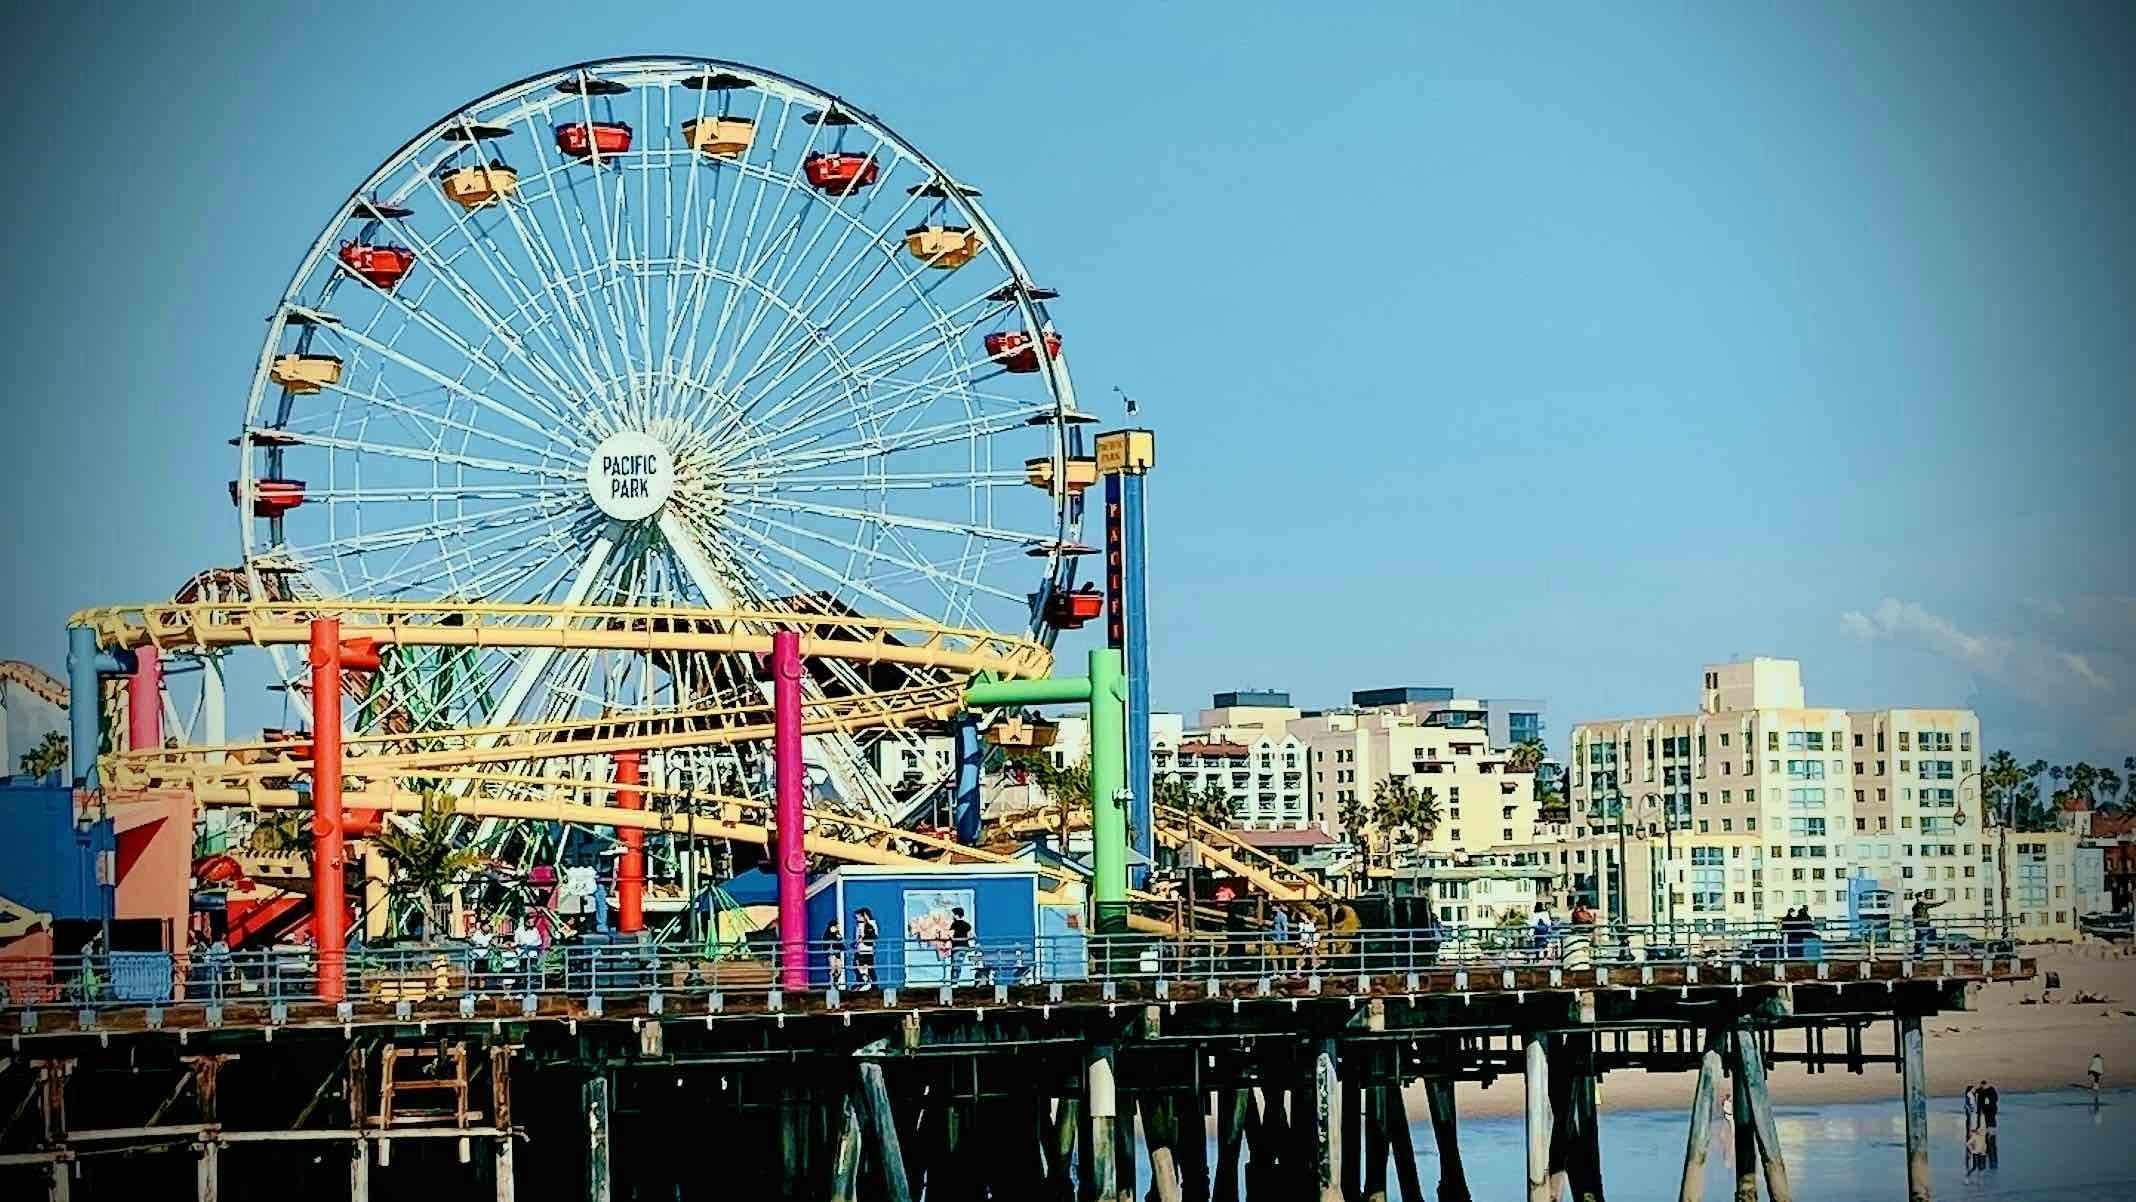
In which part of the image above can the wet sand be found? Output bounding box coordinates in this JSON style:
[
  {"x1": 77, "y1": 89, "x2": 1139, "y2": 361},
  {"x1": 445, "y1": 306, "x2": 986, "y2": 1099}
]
[{"x1": 1408, "y1": 943, "x2": 2136, "y2": 1118}]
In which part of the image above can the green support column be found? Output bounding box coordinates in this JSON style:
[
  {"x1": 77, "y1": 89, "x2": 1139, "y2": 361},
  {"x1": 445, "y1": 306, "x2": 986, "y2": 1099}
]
[{"x1": 964, "y1": 647, "x2": 1130, "y2": 926}]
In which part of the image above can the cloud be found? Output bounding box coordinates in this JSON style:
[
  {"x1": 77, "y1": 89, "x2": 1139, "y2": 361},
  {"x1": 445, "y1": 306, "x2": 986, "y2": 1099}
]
[{"x1": 1840, "y1": 596, "x2": 2134, "y2": 760}]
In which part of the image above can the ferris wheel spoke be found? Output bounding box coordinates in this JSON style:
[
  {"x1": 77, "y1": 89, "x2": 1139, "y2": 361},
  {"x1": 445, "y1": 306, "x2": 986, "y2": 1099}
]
[
  {"x1": 512, "y1": 111, "x2": 633, "y2": 416},
  {"x1": 282, "y1": 496, "x2": 574, "y2": 560},
  {"x1": 366, "y1": 202, "x2": 593, "y2": 410},
  {"x1": 735, "y1": 363, "x2": 994, "y2": 467},
  {"x1": 768, "y1": 470, "x2": 1027, "y2": 492},
  {"x1": 732, "y1": 493, "x2": 1052, "y2": 548},
  {"x1": 688, "y1": 92, "x2": 819, "y2": 406},
  {"x1": 707, "y1": 511, "x2": 936, "y2": 624},
  {"x1": 246, "y1": 427, "x2": 577, "y2": 480},
  {"x1": 407, "y1": 167, "x2": 611, "y2": 406},
  {"x1": 295, "y1": 379, "x2": 579, "y2": 466},
  {"x1": 305, "y1": 310, "x2": 570, "y2": 442},
  {"x1": 739, "y1": 405, "x2": 1056, "y2": 478},
  {"x1": 708, "y1": 136, "x2": 916, "y2": 407},
  {"x1": 723, "y1": 506, "x2": 1020, "y2": 609},
  {"x1": 729, "y1": 289, "x2": 1001, "y2": 440}
]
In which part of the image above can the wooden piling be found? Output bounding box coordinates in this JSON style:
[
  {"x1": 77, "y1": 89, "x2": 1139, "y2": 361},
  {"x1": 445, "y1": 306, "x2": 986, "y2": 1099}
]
[
  {"x1": 1678, "y1": 1030, "x2": 1724, "y2": 1202},
  {"x1": 1115, "y1": 1087, "x2": 1137, "y2": 1202},
  {"x1": 1364, "y1": 1079, "x2": 1389, "y2": 1202},
  {"x1": 1731, "y1": 1027, "x2": 1792, "y2": 1202},
  {"x1": 1730, "y1": 1040, "x2": 1757, "y2": 1202},
  {"x1": 584, "y1": 1073, "x2": 611, "y2": 1202},
  {"x1": 857, "y1": 1064, "x2": 914, "y2": 1202},
  {"x1": 1422, "y1": 1078, "x2": 1472, "y2": 1202},
  {"x1": 1181, "y1": 1092, "x2": 1211, "y2": 1202},
  {"x1": 1216, "y1": 1089, "x2": 1249, "y2": 1202},
  {"x1": 1053, "y1": 1097, "x2": 1081, "y2": 1200},
  {"x1": 1315, "y1": 1039, "x2": 1344, "y2": 1202},
  {"x1": 1344, "y1": 1074, "x2": 1363, "y2": 1202},
  {"x1": 830, "y1": 1088, "x2": 864, "y2": 1202},
  {"x1": 1384, "y1": 1085, "x2": 1425, "y2": 1202},
  {"x1": 1142, "y1": 1093, "x2": 1186, "y2": 1202},
  {"x1": 1524, "y1": 1032, "x2": 1553, "y2": 1202},
  {"x1": 1900, "y1": 1014, "x2": 1929, "y2": 1202}
]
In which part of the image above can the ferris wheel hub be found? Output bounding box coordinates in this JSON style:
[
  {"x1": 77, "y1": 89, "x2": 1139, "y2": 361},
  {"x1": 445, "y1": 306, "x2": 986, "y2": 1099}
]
[{"x1": 588, "y1": 429, "x2": 675, "y2": 522}]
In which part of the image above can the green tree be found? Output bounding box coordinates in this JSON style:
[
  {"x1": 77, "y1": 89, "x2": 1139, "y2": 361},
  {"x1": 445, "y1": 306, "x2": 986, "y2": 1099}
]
[
  {"x1": 1505, "y1": 739, "x2": 1546, "y2": 774},
  {"x1": 1366, "y1": 776, "x2": 1442, "y2": 882},
  {"x1": 1983, "y1": 750, "x2": 2051, "y2": 832},
  {"x1": 17, "y1": 730, "x2": 67, "y2": 781},
  {"x1": 376, "y1": 796, "x2": 489, "y2": 937},
  {"x1": 1186, "y1": 779, "x2": 1239, "y2": 827}
]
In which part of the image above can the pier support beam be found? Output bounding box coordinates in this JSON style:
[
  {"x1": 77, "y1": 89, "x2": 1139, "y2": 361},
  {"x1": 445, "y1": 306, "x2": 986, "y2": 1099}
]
[
  {"x1": 1384, "y1": 1086, "x2": 1424, "y2": 1202},
  {"x1": 858, "y1": 1064, "x2": 912, "y2": 1202},
  {"x1": 1342, "y1": 1075, "x2": 1362, "y2": 1202},
  {"x1": 1422, "y1": 1078, "x2": 1471, "y2": 1202},
  {"x1": 1085, "y1": 1044, "x2": 1118, "y2": 1202},
  {"x1": 1678, "y1": 1030, "x2": 1723, "y2": 1202},
  {"x1": 1731, "y1": 1039, "x2": 1757, "y2": 1202},
  {"x1": 1731, "y1": 1027, "x2": 1791, "y2": 1202},
  {"x1": 1363, "y1": 1077, "x2": 1388, "y2": 1202},
  {"x1": 1524, "y1": 1033, "x2": 1552, "y2": 1202},
  {"x1": 830, "y1": 1088, "x2": 864, "y2": 1202},
  {"x1": 1140, "y1": 1094, "x2": 1184, "y2": 1202},
  {"x1": 1216, "y1": 1089, "x2": 1248, "y2": 1202},
  {"x1": 1314, "y1": 1040, "x2": 1343, "y2": 1202},
  {"x1": 1901, "y1": 1014, "x2": 1930, "y2": 1202},
  {"x1": 584, "y1": 1073, "x2": 611, "y2": 1202}
]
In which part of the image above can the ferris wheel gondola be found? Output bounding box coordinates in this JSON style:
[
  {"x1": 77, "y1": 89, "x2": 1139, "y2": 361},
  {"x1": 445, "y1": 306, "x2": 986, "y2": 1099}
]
[{"x1": 232, "y1": 57, "x2": 1088, "y2": 834}]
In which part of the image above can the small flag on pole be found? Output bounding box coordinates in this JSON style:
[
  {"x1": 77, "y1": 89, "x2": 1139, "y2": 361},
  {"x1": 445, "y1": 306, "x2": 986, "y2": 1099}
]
[{"x1": 1113, "y1": 385, "x2": 1139, "y2": 416}]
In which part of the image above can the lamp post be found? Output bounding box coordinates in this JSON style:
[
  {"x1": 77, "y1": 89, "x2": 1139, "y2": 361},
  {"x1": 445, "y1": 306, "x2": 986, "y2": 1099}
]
[
  {"x1": 1642, "y1": 792, "x2": 1677, "y2": 943},
  {"x1": 1956, "y1": 768, "x2": 2007, "y2": 941}
]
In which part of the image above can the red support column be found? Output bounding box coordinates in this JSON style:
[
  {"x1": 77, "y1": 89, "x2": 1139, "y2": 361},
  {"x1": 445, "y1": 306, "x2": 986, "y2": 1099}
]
[
  {"x1": 307, "y1": 618, "x2": 346, "y2": 1002},
  {"x1": 615, "y1": 750, "x2": 645, "y2": 934},
  {"x1": 127, "y1": 643, "x2": 162, "y2": 751},
  {"x1": 773, "y1": 631, "x2": 806, "y2": 990}
]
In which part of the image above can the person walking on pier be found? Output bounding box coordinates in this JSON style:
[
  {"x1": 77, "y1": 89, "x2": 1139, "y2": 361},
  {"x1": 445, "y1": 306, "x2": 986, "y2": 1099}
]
[
  {"x1": 823, "y1": 919, "x2": 845, "y2": 990},
  {"x1": 2089, "y1": 1051, "x2": 2106, "y2": 1093},
  {"x1": 852, "y1": 908, "x2": 878, "y2": 989}
]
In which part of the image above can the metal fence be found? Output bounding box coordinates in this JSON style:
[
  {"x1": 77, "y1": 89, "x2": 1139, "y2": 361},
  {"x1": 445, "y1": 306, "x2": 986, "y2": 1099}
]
[{"x1": 0, "y1": 918, "x2": 2018, "y2": 1013}]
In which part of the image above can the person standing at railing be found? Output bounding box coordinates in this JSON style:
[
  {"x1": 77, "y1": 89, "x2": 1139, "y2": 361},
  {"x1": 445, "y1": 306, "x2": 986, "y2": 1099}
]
[
  {"x1": 205, "y1": 934, "x2": 229, "y2": 1003},
  {"x1": 512, "y1": 917, "x2": 542, "y2": 995},
  {"x1": 1910, "y1": 895, "x2": 1946, "y2": 956},
  {"x1": 853, "y1": 908, "x2": 878, "y2": 989},
  {"x1": 1297, "y1": 911, "x2": 1320, "y2": 974},
  {"x1": 1530, "y1": 901, "x2": 1556, "y2": 962},
  {"x1": 1269, "y1": 906, "x2": 1291, "y2": 975},
  {"x1": 823, "y1": 919, "x2": 845, "y2": 990}
]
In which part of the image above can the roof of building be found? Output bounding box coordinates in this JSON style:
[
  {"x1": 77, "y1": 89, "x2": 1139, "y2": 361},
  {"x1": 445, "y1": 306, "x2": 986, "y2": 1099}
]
[{"x1": 1178, "y1": 741, "x2": 1251, "y2": 758}]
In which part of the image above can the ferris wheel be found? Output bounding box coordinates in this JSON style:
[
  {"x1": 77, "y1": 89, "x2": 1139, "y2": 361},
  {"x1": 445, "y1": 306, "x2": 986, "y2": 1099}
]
[{"x1": 232, "y1": 57, "x2": 1094, "y2": 826}]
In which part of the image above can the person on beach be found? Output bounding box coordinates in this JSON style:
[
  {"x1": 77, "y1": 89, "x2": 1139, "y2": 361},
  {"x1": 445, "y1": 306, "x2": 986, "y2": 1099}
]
[
  {"x1": 1975, "y1": 1078, "x2": 1998, "y2": 1167},
  {"x1": 2089, "y1": 1051, "x2": 2105, "y2": 1093},
  {"x1": 1965, "y1": 1124, "x2": 1988, "y2": 1176}
]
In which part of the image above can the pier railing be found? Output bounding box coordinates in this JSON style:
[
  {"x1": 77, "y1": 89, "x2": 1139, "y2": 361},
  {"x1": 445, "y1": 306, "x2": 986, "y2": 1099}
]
[{"x1": 0, "y1": 918, "x2": 2019, "y2": 1013}]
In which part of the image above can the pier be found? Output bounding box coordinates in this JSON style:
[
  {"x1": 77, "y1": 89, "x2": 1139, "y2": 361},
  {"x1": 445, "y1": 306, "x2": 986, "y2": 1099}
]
[{"x1": 0, "y1": 926, "x2": 2030, "y2": 1201}]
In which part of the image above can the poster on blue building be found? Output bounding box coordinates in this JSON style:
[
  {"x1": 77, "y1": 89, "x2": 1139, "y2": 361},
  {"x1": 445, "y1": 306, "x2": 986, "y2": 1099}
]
[{"x1": 903, "y1": 888, "x2": 975, "y2": 985}]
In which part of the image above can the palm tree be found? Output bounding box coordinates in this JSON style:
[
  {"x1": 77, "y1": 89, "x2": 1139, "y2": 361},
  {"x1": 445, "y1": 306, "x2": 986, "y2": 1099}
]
[
  {"x1": 1984, "y1": 751, "x2": 2050, "y2": 831},
  {"x1": 17, "y1": 730, "x2": 67, "y2": 781},
  {"x1": 1505, "y1": 739, "x2": 1546, "y2": 774},
  {"x1": 1335, "y1": 791, "x2": 1371, "y2": 894},
  {"x1": 376, "y1": 796, "x2": 489, "y2": 938}
]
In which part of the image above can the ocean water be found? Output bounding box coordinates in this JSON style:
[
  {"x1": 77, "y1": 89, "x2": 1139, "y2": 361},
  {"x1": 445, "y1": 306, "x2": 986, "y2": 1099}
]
[{"x1": 1151, "y1": 1088, "x2": 2136, "y2": 1200}]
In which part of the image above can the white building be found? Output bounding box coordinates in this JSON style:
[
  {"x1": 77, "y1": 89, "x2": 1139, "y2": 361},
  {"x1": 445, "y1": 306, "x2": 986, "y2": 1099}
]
[{"x1": 1287, "y1": 709, "x2": 1542, "y2": 854}]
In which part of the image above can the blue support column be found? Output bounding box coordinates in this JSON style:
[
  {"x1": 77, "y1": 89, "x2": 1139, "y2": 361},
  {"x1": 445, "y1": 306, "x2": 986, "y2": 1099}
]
[
  {"x1": 67, "y1": 625, "x2": 102, "y2": 789},
  {"x1": 1121, "y1": 470, "x2": 1153, "y2": 886},
  {"x1": 953, "y1": 712, "x2": 983, "y2": 844}
]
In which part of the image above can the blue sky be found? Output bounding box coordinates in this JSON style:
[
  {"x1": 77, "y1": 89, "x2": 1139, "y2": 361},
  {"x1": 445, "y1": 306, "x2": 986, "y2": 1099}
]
[{"x1": 1, "y1": 2, "x2": 2130, "y2": 767}]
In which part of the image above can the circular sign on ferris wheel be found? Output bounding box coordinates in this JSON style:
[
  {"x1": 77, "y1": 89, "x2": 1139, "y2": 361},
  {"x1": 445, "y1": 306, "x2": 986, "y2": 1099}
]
[{"x1": 587, "y1": 430, "x2": 673, "y2": 521}]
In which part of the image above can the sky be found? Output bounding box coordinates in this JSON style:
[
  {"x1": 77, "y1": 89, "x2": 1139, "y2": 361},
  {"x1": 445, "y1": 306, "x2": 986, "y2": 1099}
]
[{"x1": 0, "y1": 2, "x2": 2131, "y2": 769}]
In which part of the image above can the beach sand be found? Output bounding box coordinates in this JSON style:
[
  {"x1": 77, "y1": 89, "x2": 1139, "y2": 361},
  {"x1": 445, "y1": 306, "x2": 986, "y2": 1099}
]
[{"x1": 1405, "y1": 943, "x2": 2136, "y2": 1119}]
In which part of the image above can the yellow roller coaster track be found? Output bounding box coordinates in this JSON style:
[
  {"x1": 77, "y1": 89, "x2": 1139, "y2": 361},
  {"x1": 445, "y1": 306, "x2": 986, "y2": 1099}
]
[
  {"x1": 989, "y1": 802, "x2": 1330, "y2": 903},
  {"x1": 71, "y1": 601, "x2": 1055, "y2": 680}
]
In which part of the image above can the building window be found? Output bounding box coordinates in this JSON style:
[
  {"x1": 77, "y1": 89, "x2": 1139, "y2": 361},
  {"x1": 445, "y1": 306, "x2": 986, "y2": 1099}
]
[{"x1": 1722, "y1": 818, "x2": 1733, "y2": 832}]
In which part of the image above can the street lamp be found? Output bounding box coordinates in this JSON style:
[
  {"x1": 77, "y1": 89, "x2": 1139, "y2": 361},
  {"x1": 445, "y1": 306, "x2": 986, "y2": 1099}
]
[
  {"x1": 1956, "y1": 768, "x2": 2009, "y2": 941},
  {"x1": 1642, "y1": 792, "x2": 1678, "y2": 942}
]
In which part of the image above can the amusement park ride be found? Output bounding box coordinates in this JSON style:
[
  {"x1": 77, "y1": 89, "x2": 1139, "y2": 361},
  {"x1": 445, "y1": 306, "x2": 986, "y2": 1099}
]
[{"x1": 58, "y1": 55, "x2": 1312, "y2": 995}]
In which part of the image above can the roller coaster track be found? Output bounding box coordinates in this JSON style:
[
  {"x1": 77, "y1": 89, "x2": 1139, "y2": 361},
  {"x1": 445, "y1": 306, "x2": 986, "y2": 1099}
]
[{"x1": 989, "y1": 803, "x2": 1331, "y2": 903}]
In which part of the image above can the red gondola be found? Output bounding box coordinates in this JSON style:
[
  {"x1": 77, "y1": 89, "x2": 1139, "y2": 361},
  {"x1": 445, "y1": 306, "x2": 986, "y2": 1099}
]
[
  {"x1": 983, "y1": 329, "x2": 1063, "y2": 373},
  {"x1": 230, "y1": 478, "x2": 306, "y2": 517},
  {"x1": 1044, "y1": 587, "x2": 1105, "y2": 629},
  {"x1": 555, "y1": 121, "x2": 633, "y2": 159},
  {"x1": 804, "y1": 152, "x2": 879, "y2": 195},
  {"x1": 337, "y1": 242, "x2": 416, "y2": 290},
  {"x1": 337, "y1": 637, "x2": 382, "y2": 673}
]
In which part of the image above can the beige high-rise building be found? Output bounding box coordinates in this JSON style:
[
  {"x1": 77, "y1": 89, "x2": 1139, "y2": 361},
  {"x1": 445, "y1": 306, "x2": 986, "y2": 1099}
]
[
  {"x1": 1287, "y1": 710, "x2": 1540, "y2": 853},
  {"x1": 1563, "y1": 659, "x2": 1987, "y2": 929}
]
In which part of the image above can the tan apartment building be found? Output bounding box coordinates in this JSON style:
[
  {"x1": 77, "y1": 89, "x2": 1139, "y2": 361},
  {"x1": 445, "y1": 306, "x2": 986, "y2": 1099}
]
[
  {"x1": 1288, "y1": 709, "x2": 1541, "y2": 854},
  {"x1": 1563, "y1": 659, "x2": 1989, "y2": 930}
]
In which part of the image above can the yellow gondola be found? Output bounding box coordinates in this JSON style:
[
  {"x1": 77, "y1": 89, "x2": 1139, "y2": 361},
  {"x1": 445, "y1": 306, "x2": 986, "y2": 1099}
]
[
  {"x1": 270, "y1": 354, "x2": 342, "y2": 394},
  {"x1": 439, "y1": 164, "x2": 519, "y2": 210},
  {"x1": 681, "y1": 116, "x2": 756, "y2": 158},
  {"x1": 1024, "y1": 456, "x2": 1099, "y2": 495},
  {"x1": 905, "y1": 224, "x2": 983, "y2": 270}
]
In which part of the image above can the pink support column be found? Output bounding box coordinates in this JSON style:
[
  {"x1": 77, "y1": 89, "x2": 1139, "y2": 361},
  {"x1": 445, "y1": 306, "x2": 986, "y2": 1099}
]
[
  {"x1": 307, "y1": 619, "x2": 346, "y2": 1002},
  {"x1": 127, "y1": 643, "x2": 162, "y2": 751},
  {"x1": 773, "y1": 630, "x2": 807, "y2": 990}
]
